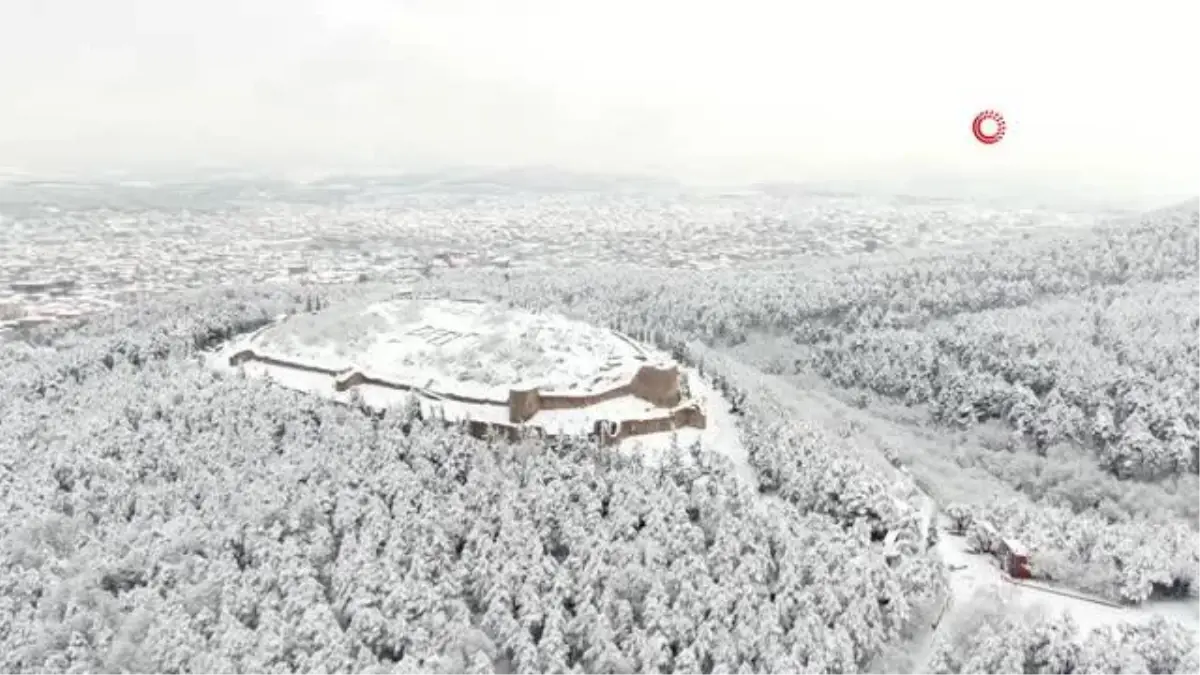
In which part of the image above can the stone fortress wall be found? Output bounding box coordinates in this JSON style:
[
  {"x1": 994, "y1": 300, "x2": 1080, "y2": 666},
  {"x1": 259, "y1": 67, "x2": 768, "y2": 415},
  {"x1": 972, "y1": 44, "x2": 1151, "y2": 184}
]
[{"x1": 228, "y1": 347, "x2": 707, "y2": 446}]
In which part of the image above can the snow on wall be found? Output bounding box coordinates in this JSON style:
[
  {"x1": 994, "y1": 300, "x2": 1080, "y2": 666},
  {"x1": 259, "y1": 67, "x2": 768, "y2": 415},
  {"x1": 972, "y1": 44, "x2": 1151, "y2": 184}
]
[
  {"x1": 508, "y1": 364, "x2": 682, "y2": 422},
  {"x1": 214, "y1": 298, "x2": 706, "y2": 444}
]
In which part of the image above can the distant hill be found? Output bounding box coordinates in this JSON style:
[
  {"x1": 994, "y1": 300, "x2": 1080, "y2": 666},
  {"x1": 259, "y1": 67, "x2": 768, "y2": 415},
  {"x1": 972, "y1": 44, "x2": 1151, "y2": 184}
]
[
  {"x1": 1109, "y1": 196, "x2": 1199, "y2": 232},
  {"x1": 1155, "y1": 197, "x2": 1200, "y2": 217},
  {"x1": 304, "y1": 166, "x2": 681, "y2": 195},
  {"x1": 0, "y1": 166, "x2": 682, "y2": 211}
]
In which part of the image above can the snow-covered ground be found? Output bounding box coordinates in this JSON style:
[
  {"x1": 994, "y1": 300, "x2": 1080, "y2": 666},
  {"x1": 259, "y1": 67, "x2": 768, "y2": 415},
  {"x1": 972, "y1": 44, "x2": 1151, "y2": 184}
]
[
  {"x1": 251, "y1": 297, "x2": 671, "y2": 398},
  {"x1": 208, "y1": 301, "x2": 737, "y2": 456},
  {"x1": 704, "y1": 348, "x2": 1200, "y2": 667},
  {"x1": 212, "y1": 337, "x2": 746, "y2": 465},
  {"x1": 933, "y1": 523, "x2": 1199, "y2": 634},
  {"x1": 0, "y1": 184, "x2": 1113, "y2": 334},
  {"x1": 615, "y1": 368, "x2": 755, "y2": 486}
]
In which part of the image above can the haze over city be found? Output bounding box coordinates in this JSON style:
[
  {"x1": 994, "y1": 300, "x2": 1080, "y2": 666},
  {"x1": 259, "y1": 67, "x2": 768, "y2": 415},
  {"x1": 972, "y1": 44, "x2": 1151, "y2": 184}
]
[{"x1": 0, "y1": 0, "x2": 1195, "y2": 205}]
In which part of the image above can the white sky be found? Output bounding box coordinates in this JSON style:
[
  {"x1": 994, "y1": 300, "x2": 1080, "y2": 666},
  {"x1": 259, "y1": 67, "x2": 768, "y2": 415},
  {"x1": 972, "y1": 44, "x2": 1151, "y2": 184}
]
[{"x1": 0, "y1": 0, "x2": 1195, "y2": 201}]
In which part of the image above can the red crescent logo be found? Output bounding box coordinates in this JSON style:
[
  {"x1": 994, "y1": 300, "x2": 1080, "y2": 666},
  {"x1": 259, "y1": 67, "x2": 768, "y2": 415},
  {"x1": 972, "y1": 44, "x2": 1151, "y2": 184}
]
[{"x1": 972, "y1": 110, "x2": 1007, "y2": 145}]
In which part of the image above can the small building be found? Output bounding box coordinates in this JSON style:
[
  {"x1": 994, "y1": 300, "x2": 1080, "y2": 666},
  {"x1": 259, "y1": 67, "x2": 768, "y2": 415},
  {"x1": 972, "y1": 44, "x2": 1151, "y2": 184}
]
[{"x1": 997, "y1": 538, "x2": 1032, "y2": 579}]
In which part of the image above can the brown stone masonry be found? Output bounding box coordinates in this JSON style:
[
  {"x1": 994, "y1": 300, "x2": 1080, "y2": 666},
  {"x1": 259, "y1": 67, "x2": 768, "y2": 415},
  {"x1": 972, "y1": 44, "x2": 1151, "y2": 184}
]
[
  {"x1": 228, "y1": 349, "x2": 347, "y2": 377},
  {"x1": 592, "y1": 403, "x2": 707, "y2": 445},
  {"x1": 508, "y1": 365, "x2": 682, "y2": 423},
  {"x1": 229, "y1": 350, "x2": 704, "y2": 443},
  {"x1": 335, "y1": 369, "x2": 506, "y2": 406}
]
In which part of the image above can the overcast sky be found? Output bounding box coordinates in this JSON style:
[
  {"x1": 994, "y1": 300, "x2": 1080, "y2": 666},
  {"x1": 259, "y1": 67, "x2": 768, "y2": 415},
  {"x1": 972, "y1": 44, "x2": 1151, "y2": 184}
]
[{"x1": 0, "y1": 0, "x2": 1194, "y2": 201}]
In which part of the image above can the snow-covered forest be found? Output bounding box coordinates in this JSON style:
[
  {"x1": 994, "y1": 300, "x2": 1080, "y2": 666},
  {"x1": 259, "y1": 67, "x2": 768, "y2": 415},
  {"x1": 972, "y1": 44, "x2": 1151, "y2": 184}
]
[
  {"x1": 435, "y1": 200, "x2": 1199, "y2": 607},
  {"x1": 1, "y1": 287, "x2": 943, "y2": 672},
  {"x1": 1, "y1": 194, "x2": 1197, "y2": 673},
  {"x1": 926, "y1": 598, "x2": 1197, "y2": 674}
]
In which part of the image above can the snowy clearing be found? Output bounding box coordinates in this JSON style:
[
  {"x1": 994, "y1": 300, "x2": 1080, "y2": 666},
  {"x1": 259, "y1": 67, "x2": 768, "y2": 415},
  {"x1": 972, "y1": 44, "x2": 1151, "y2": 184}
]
[{"x1": 249, "y1": 297, "x2": 672, "y2": 398}]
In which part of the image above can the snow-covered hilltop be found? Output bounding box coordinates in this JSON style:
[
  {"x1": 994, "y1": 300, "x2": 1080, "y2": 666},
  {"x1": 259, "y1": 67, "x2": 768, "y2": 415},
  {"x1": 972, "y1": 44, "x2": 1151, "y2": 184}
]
[
  {"x1": 245, "y1": 295, "x2": 676, "y2": 395},
  {"x1": 213, "y1": 295, "x2": 714, "y2": 449}
]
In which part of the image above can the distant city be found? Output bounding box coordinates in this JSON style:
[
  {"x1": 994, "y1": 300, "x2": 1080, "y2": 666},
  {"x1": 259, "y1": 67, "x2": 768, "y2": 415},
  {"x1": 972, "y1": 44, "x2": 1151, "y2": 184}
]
[{"x1": 0, "y1": 172, "x2": 1116, "y2": 337}]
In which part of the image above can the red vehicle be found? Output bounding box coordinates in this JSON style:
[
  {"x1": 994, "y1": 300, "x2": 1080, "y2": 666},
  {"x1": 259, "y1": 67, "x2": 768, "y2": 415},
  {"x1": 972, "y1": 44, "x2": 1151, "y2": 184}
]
[{"x1": 998, "y1": 538, "x2": 1032, "y2": 579}]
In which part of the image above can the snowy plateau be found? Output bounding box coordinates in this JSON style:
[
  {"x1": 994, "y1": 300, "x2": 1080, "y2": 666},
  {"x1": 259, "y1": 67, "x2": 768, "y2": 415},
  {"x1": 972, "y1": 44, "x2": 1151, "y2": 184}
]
[
  {"x1": 0, "y1": 176, "x2": 1197, "y2": 674},
  {"x1": 210, "y1": 296, "x2": 725, "y2": 457}
]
